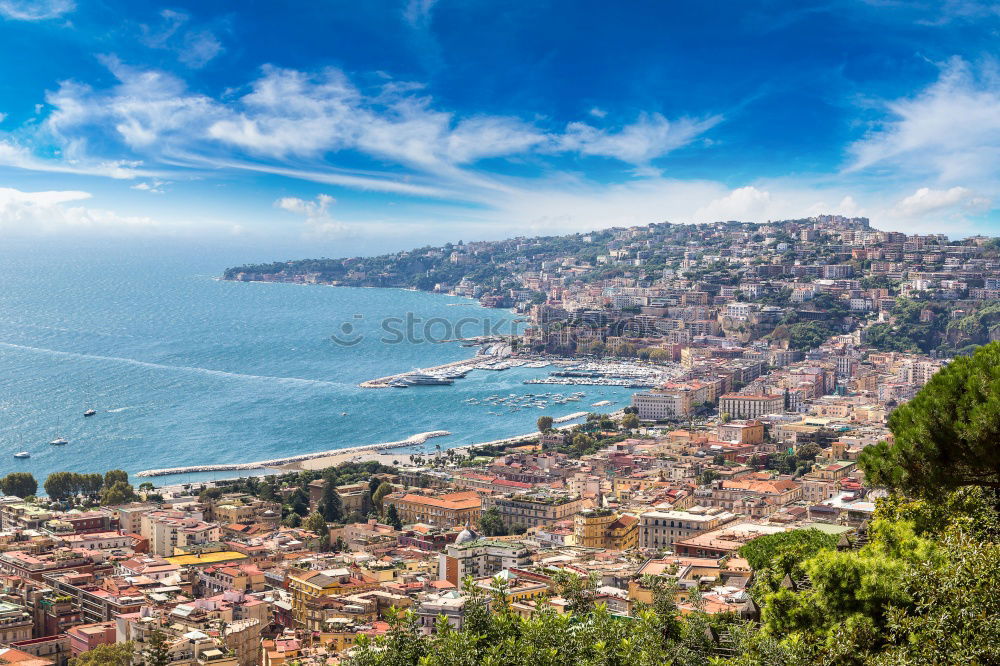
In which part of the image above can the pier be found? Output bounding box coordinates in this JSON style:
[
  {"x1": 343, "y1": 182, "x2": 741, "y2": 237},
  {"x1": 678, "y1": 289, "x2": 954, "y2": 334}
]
[
  {"x1": 359, "y1": 358, "x2": 480, "y2": 388},
  {"x1": 136, "y1": 430, "x2": 451, "y2": 477}
]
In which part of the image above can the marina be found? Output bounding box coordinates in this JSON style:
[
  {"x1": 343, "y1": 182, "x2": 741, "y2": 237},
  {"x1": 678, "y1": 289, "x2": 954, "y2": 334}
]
[{"x1": 464, "y1": 390, "x2": 587, "y2": 414}]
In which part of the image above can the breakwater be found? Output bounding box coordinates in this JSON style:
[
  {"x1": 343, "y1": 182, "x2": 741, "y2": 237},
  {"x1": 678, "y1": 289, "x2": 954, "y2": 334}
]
[
  {"x1": 359, "y1": 358, "x2": 478, "y2": 388},
  {"x1": 136, "y1": 430, "x2": 451, "y2": 477}
]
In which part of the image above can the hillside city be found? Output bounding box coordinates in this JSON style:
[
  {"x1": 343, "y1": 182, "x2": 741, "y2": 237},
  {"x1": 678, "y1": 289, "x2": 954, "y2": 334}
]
[{"x1": 1, "y1": 215, "x2": 999, "y2": 664}]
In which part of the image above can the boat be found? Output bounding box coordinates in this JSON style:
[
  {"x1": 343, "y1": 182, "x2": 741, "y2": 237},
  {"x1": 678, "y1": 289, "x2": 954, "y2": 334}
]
[
  {"x1": 84, "y1": 409, "x2": 97, "y2": 417},
  {"x1": 341, "y1": 412, "x2": 348, "y2": 416},
  {"x1": 49, "y1": 438, "x2": 68, "y2": 446},
  {"x1": 400, "y1": 372, "x2": 454, "y2": 386},
  {"x1": 389, "y1": 380, "x2": 410, "y2": 388},
  {"x1": 13, "y1": 451, "x2": 29, "y2": 458}
]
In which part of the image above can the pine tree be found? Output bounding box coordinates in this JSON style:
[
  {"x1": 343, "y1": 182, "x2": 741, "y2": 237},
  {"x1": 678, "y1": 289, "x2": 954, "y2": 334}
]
[
  {"x1": 386, "y1": 503, "x2": 403, "y2": 530},
  {"x1": 319, "y1": 481, "x2": 343, "y2": 522},
  {"x1": 143, "y1": 629, "x2": 170, "y2": 666}
]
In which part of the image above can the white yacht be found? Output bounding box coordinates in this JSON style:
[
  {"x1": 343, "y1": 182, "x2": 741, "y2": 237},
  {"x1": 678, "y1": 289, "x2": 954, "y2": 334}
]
[
  {"x1": 13, "y1": 451, "x2": 30, "y2": 458},
  {"x1": 399, "y1": 372, "x2": 453, "y2": 386}
]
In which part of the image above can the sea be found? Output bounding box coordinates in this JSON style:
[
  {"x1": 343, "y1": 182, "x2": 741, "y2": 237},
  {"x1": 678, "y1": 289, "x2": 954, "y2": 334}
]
[{"x1": 0, "y1": 240, "x2": 640, "y2": 487}]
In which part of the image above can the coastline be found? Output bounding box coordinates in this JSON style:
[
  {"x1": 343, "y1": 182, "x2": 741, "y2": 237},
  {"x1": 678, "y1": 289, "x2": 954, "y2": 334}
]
[
  {"x1": 277, "y1": 408, "x2": 621, "y2": 472},
  {"x1": 135, "y1": 430, "x2": 450, "y2": 477}
]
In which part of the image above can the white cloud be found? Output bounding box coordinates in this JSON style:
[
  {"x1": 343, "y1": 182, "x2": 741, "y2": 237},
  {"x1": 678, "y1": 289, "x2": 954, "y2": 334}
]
[
  {"x1": 130, "y1": 179, "x2": 169, "y2": 194},
  {"x1": 693, "y1": 186, "x2": 774, "y2": 221},
  {"x1": 0, "y1": 186, "x2": 157, "y2": 234},
  {"x1": 140, "y1": 10, "x2": 224, "y2": 69},
  {"x1": 43, "y1": 56, "x2": 222, "y2": 154},
  {"x1": 890, "y1": 186, "x2": 988, "y2": 217},
  {"x1": 403, "y1": 0, "x2": 438, "y2": 28},
  {"x1": 275, "y1": 193, "x2": 345, "y2": 238},
  {"x1": 179, "y1": 29, "x2": 223, "y2": 68},
  {"x1": 0, "y1": 112, "x2": 6, "y2": 123},
  {"x1": 557, "y1": 112, "x2": 722, "y2": 164},
  {"x1": 0, "y1": 139, "x2": 154, "y2": 179},
  {"x1": 33, "y1": 61, "x2": 718, "y2": 190},
  {"x1": 848, "y1": 57, "x2": 1000, "y2": 184},
  {"x1": 588, "y1": 107, "x2": 607, "y2": 119},
  {"x1": 0, "y1": 0, "x2": 73, "y2": 20}
]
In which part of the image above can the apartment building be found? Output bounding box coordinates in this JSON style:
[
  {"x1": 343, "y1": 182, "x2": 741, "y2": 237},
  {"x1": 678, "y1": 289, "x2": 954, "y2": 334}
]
[
  {"x1": 638, "y1": 507, "x2": 737, "y2": 551},
  {"x1": 437, "y1": 536, "x2": 532, "y2": 586},
  {"x1": 480, "y1": 493, "x2": 584, "y2": 529},
  {"x1": 140, "y1": 511, "x2": 220, "y2": 557},
  {"x1": 718, "y1": 393, "x2": 784, "y2": 419}
]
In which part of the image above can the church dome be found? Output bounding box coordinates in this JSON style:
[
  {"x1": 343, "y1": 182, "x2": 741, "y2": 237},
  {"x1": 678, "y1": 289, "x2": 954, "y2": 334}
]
[{"x1": 455, "y1": 526, "x2": 480, "y2": 544}]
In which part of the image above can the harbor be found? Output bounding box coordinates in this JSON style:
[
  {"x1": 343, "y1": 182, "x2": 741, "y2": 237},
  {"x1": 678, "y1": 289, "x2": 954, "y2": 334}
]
[{"x1": 360, "y1": 353, "x2": 678, "y2": 390}]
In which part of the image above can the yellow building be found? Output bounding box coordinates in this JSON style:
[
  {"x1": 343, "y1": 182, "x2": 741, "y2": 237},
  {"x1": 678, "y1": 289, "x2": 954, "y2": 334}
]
[
  {"x1": 287, "y1": 567, "x2": 376, "y2": 629},
  {"x1": 573, "y1": 510, "x2": 639, "y2": 550}
]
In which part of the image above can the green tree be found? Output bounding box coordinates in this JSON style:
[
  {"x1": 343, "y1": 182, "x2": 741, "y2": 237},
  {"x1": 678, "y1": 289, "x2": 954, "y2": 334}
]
[
  {"x1": 551, "y1": 569, "x2": 598, "y2": 614},
  {"x1": 537, "y1": 415, "x2": 554, "y2": 432},
  {"x1": 861, "y1": 341, "x2": 1000, "y2": 497},
  {"x1": 622, "y1": 413, "x2": 640, "y2": 430},
  {"x1": 143, "y1": 628, "x2": 171, "y2": 666},
  {"x1": 103, "y1": 469, "x2": 129, "y2": 488},
  {"x1": 0, "y1": 472, "x2": 37, "y2": 498},
  {"x1": 478, "y1": 507, "x2": 506, "y2": 536},
  {"x1": 371, "y1": 481, "x2": 393, "y2": 514},
  {"x1": 80, "y1": 473, "x2": 104, "y2": 496},
  {"x1": 68, "y1": 641, "x2": 134, "y2": 666},
  {"x1": 44, "y1": 471, "x2": 78, "y2": 500},
  {"x1": 319, "y1": 481, "x2": 343, "y2": 522},
  {"x1": 100, "y1": 480, "x2": 137, "y2": 506},
  {"x1": 284, "y1": 488, "x2": 307, "y2": 516},
  {"x1": 303, "y1": 512, "x2": 328, "y2": 536},
  {"x1": 386, "y1": 503, "x2": 403, "y2": 530}
]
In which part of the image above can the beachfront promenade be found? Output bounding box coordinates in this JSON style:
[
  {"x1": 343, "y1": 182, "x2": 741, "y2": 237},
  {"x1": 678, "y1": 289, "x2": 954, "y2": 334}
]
[{"x1": 136, "y1": 430, "x2": 451, "y2": 477}]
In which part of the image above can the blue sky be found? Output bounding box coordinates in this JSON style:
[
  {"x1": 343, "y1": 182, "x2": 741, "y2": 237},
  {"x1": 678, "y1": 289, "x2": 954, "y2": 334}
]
[{"x1": 0, "y1": 0, "x2": 998, "y2": 255}]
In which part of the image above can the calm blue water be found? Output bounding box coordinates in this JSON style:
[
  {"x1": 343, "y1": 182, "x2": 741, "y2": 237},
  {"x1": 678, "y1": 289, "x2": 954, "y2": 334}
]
[{"x1": 0, "y1": 241, "x2": 637, "y2": 486}]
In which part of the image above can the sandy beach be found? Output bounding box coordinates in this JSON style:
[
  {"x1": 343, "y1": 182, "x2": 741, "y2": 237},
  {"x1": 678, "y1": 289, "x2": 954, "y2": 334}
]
[{"x1": 277, "y1": 410, "x2": 608, "y2": 471}]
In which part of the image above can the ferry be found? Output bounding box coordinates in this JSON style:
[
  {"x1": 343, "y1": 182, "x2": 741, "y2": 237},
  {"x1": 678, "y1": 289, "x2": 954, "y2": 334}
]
[
  {"x1": 13, "y1": 451, "x2": 30, "y2": 458},
  {"x1": 49, "y1": 438, "x2": 68, "y2": 446},
  {"x1": 84, "y1": 409, "x2": 97, "y2": 417}
]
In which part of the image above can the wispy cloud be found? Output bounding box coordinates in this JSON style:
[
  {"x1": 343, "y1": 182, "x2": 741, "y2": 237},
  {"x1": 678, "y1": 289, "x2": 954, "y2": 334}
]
[
  {"x1": 847, "y1": 57, "x2": 1000, "y2": 185},
  {"x1": 403, "y1": 0, "x2": 439, "y2": 29},
  {"x1": 19, "y1": 60, "x2": 720, "y2": 203},
  {"x1": 0, "y1": 140, "x2": 157, "y2": 179},
  {"x1": 130, "y1": 178, "x2": 169, "y2": 194},
  {"x1": 556, "y1": 112, "x2": 722, "y2": 164},
  {"x1": 0, "y1": 0, "x2": 74, "y2": 21},
  {"x1": 139, "y1": 9, "x2": 224, "y2": 68}
]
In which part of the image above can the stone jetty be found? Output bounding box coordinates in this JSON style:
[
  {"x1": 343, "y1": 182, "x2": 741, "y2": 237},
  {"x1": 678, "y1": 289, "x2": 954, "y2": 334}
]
[{"x1": 136, "y1": 430, "x2": 451, "y2": 477}]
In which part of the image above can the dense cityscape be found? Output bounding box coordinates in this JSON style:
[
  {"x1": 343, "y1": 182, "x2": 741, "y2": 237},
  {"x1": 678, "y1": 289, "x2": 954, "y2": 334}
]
[{"x1": 0, "y1": 215, "x2": 997, "y2": 663}]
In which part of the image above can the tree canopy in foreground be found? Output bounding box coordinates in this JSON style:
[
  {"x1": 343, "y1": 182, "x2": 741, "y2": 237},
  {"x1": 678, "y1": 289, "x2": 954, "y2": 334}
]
[{"x1": 860, "y1": 341, "x2": 1000, "y2": 497}]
